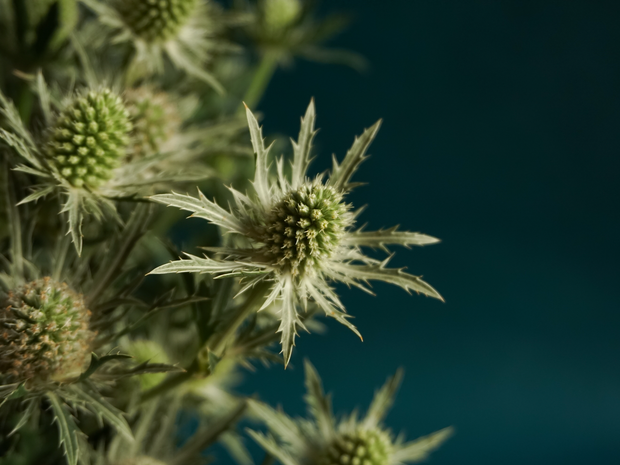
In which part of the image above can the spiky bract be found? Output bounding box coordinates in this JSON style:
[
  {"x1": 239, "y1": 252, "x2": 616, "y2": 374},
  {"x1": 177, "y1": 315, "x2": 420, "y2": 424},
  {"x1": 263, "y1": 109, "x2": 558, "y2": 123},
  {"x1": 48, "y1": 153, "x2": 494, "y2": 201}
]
[
  {"x1": 249, "y1": 363, "x2": 452, "y2": 465},
  {"x1": 114, "y1": 0, "x2": 198, "y2": 43},
  {"x1": 46, "y1": 88, "x2": 132, "y2": 188},
  {"x1": 0, "y1": 278, "x2": 95, "y2": 386},
  {"x1": 318, "y1": 428, "x2": 392, "y2": 465},
  {"x1": 259, "y1": 182, "x2": 351, "y2": 277},
  {"x1": 125, "y1": 87, "x2": 180, "y2": 159}
]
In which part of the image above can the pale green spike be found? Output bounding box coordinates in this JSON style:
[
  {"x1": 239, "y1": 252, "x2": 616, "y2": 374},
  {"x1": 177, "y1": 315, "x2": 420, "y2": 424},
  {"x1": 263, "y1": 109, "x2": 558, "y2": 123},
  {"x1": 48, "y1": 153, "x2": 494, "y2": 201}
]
[
  {"x1": 330, "y1": 119, "x2": 382, "y2": 192},
  {"x1": 150, "y1": 191, "x2": 247, "y2": 234},
  {"x1": 148, "y1": 253, "x2": 263, "y2": 275},
  {"x1": 391, "y1": 427, "x2": 455, "y2": 463},
  {"x1": 291, "y1": 99, "x2": 317, "y2": 189},
  {"x1": 245, "y1": 104, "x2": 272, "y2": 209},
  {"x1": 363, "y1": 369, "x2": 404, "y2": 429},
  {"x1": 343, "y1": 226, "x2": 440, "y2": 251}
]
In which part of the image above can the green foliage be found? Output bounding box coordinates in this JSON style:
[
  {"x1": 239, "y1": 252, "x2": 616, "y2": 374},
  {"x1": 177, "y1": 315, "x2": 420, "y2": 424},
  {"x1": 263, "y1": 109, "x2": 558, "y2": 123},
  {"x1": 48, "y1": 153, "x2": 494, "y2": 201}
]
[{"x1": 0, "y1": 1, "x2": 453, "y2": 464}]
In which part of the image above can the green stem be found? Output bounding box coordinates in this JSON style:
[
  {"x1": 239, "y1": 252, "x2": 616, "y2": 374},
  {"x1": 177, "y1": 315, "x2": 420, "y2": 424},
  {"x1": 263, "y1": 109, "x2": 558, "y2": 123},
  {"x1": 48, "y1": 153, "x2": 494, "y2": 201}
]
[
  {"x1": 208, "y1": 280, "x2": 272, "y2": 356},
  {"x1": 139, "y1": 369, "x2": 194, "y2": 404},
  {"x1": 239, "y1": 51, "x2": 280, "y2": 113}
]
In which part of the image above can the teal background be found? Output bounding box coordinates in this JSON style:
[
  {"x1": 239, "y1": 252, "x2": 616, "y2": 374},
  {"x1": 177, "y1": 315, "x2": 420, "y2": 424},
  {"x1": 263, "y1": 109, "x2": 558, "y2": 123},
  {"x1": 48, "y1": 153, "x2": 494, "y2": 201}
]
[{"x1": 241, "y1": 1, "x2": 620, "y2": 464}]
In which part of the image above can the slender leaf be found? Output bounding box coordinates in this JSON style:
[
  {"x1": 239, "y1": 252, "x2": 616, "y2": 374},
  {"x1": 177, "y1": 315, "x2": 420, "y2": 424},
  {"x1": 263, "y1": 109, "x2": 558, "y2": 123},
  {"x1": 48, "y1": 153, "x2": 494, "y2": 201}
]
[
  {"x1": 245, "y1": 105, "x2": 272, "y2": 209},
  {"x1": 277, "y1": 278, "x2": 303, "y2": 367},
  {"x1": 65, "y1": 385, "x2": 133, "y2": 440},
  {"x1": 392, "y1": 427, "x2": 454, "y2": 463},
  {"x1": 78, "y1": 353, "x2": 133, "y2": 381},
  {"x1": 246, "y1": 430, "x2": 297, "y2": 465},
  {"x1": 150, "y1": 191, "x2": 247, "y2": 234},
  {"x1": 303, "y1": 361, "x2": 334, "y2": 440},
  {"x1": 332, "y1": 259, "x2": 444, "y2": 301},
  {"x1": 291, "y1": 99, "x2": 317, "y2": 188},
  {"x1": 329, "y1": 120, "x2": 381, "y2": 191},
  {"x1": 343, "y1": 226, "x2": 440, "y2": 251},
  {"x1": 46, "y1": 392, "x2": 80, "y2": 465},
  {"x1": 149, "y1": 253, "x2": 263, "y2": 275},
  {"x1": 363, "y1": 368, "x2": 403, "y2": 428}
]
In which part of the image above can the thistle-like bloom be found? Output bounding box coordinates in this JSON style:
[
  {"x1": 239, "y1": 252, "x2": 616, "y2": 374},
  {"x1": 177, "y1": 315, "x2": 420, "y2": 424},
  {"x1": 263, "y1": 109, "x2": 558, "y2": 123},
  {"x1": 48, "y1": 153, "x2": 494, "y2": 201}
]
[
  {"x1": 125, "y1": 87, "x2": 182, "y2": 160},
  {"x1": 46, "y1": 88, "x2": 132, "y2": 188},
  {"x1": 0, "y1": 81, "x2": 216, "y2": 255},
  {"x1": 81, "y1": 0, "x2": 224, "y2": 92},
  {"x1": 249, "y1": 361, "x2": 453, "y2": 465},
  {"x1": 240, "y1": 0, "x2": 366, "y2": 71},
  {"x1": 0, "y1": 278, "x2": 95, "y2": 387},
  {"x1": 149, "y1": 101, "x2": 442, "y2": 365}
]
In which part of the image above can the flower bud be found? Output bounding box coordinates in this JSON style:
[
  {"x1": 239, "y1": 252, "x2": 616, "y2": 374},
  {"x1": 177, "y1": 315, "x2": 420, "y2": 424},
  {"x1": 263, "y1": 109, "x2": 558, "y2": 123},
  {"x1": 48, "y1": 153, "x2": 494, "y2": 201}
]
[
  {"x1": 262, "y1": 0, "x2": 302, "y2": 32},
  {"x1": 46, "y1": 88, "x2": 131, "y2": 188},
  {"x1": 318, "y1": 428, "x2": 393, "y2": 465},
  {"x1": 125, "y1": 88, "x2": 180, "y2": 159},
  {"x1": 115, "y1": 0, "x2": 198, "y2": 43},
  {"x1": 0, "y1": 278, "x2": 95, "y2": 387}
]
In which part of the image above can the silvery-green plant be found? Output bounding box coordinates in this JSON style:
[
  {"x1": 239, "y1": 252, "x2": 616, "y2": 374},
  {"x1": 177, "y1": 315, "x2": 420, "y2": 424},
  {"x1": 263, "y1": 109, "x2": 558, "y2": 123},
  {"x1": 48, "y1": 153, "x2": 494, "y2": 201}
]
[
  {"x1": 249, "y1": 361, "x2": 453, "y2": 465},
  {"x1": 149, "y1": 100, "x2": 443, "y2": 365},
  {"x1": 0, "y1": 1, "x2": 454, "y2": 464}
]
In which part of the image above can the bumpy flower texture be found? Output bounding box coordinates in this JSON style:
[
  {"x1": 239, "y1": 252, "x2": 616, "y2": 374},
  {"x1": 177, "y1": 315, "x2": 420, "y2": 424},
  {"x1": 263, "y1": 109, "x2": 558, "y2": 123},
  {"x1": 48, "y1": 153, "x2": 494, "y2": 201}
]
[
  {"x1": 248, "y1": 361, "x2": 453, "y2": 465},
  {"x1": 125, "y1": 87, "x2": 181, "y2": 159},
  {"x1": 0, "y1": 278, "x2": 95, "y2": 387},
  {"x1": 115, "y1": 0, "x2": 198, "y2": 43},
  {"x1": 46, "y1": 88, "x2": 132, "y2": 188},
  {"x1": 149, "y1": 101, "x2": 443, "y2": 365}
]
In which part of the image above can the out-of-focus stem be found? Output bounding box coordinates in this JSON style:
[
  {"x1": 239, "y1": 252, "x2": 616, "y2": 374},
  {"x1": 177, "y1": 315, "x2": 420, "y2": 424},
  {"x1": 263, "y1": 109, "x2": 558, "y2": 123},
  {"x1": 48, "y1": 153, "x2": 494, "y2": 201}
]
[
  {"x1": 208, "y1": 280, "x2": 272, "y2": 356},
  {"x1": 239, "y1": 50, "x2": 280, "y2": 112}
]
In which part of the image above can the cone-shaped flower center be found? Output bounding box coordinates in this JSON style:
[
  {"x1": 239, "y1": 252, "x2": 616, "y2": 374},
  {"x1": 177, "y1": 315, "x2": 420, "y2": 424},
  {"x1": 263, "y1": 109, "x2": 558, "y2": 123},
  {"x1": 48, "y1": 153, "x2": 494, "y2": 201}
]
[
  {"x1": 262, "y1": 183, "x2": 350, "y2": 277},
  {"x1": 0, "y1": 278, "x2": 95, "y2": 386},
  {"x1": 125, "y1": 88, "x2": 180, "y2": 159},
  {"x1": 317, "y1": 428, "x2": 393, "y2": 465},
  {"x1": 116, "y1": 0, "x2": 198, "y2": 42},
  {"x1": 47, "y1": 88, "x2": 131, "y2": 188}
]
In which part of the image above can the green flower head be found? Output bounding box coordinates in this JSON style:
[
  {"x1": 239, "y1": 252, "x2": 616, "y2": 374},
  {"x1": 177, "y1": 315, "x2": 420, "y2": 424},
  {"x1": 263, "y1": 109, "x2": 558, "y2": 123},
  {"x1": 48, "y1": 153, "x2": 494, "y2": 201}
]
[
  {"x1": 125, "y1": 87, "x2": 181, "y2": 159},
  {"x1": 46, "y1": 88, "x2": 132, "y2": 188},
  {"x1": 261, "y1": 0, "x2": 302, "y2": 33},
  {"x1": 114, "y1": 0, "x2": 198, "y2": 43},
  {"x1": 249, "y1": 362, "x2": 453, "y2": 465},
  {"x1": 83, "y1": 0, "x2": 224, "y2": 92},
  {"x1": 0, "y1": 278, "x2": 95, "y2": 387},
  {"x1": 149, "y1": 100, "x2": 443, "y2": 365}
]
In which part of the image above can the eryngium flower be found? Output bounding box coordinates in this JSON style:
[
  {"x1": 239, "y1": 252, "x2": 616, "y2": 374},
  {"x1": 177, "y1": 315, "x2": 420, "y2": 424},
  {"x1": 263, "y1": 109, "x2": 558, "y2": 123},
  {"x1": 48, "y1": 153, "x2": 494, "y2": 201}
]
[
  {"x1": 82, "y1": 0, "x2": 224, "y2": 92},
  {"x1": 114, "y1": 0, "x2": 198, "y2": 43},
  {"x1": 149, "y1": 100, "x2": 443, "y2": 365},
  {"x1": 0, "y1": 278, "x2": 95, "y2": 386},
  {"x1": 125, "y1": 87, "x2": 181, "y2": 159},
  {"x1": 249, "y1": 362, "x2": 453, "y2": 465},
  {"x1": 46, "y1": 88, "x2": 132, "y2": 188}
]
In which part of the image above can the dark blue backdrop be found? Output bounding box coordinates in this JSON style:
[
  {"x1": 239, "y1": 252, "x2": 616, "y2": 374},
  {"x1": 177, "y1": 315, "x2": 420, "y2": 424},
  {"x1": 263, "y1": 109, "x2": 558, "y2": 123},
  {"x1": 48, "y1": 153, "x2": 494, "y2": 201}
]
[{"x1": 238, "y1": 1, "x2": 620, "y2": 464}]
